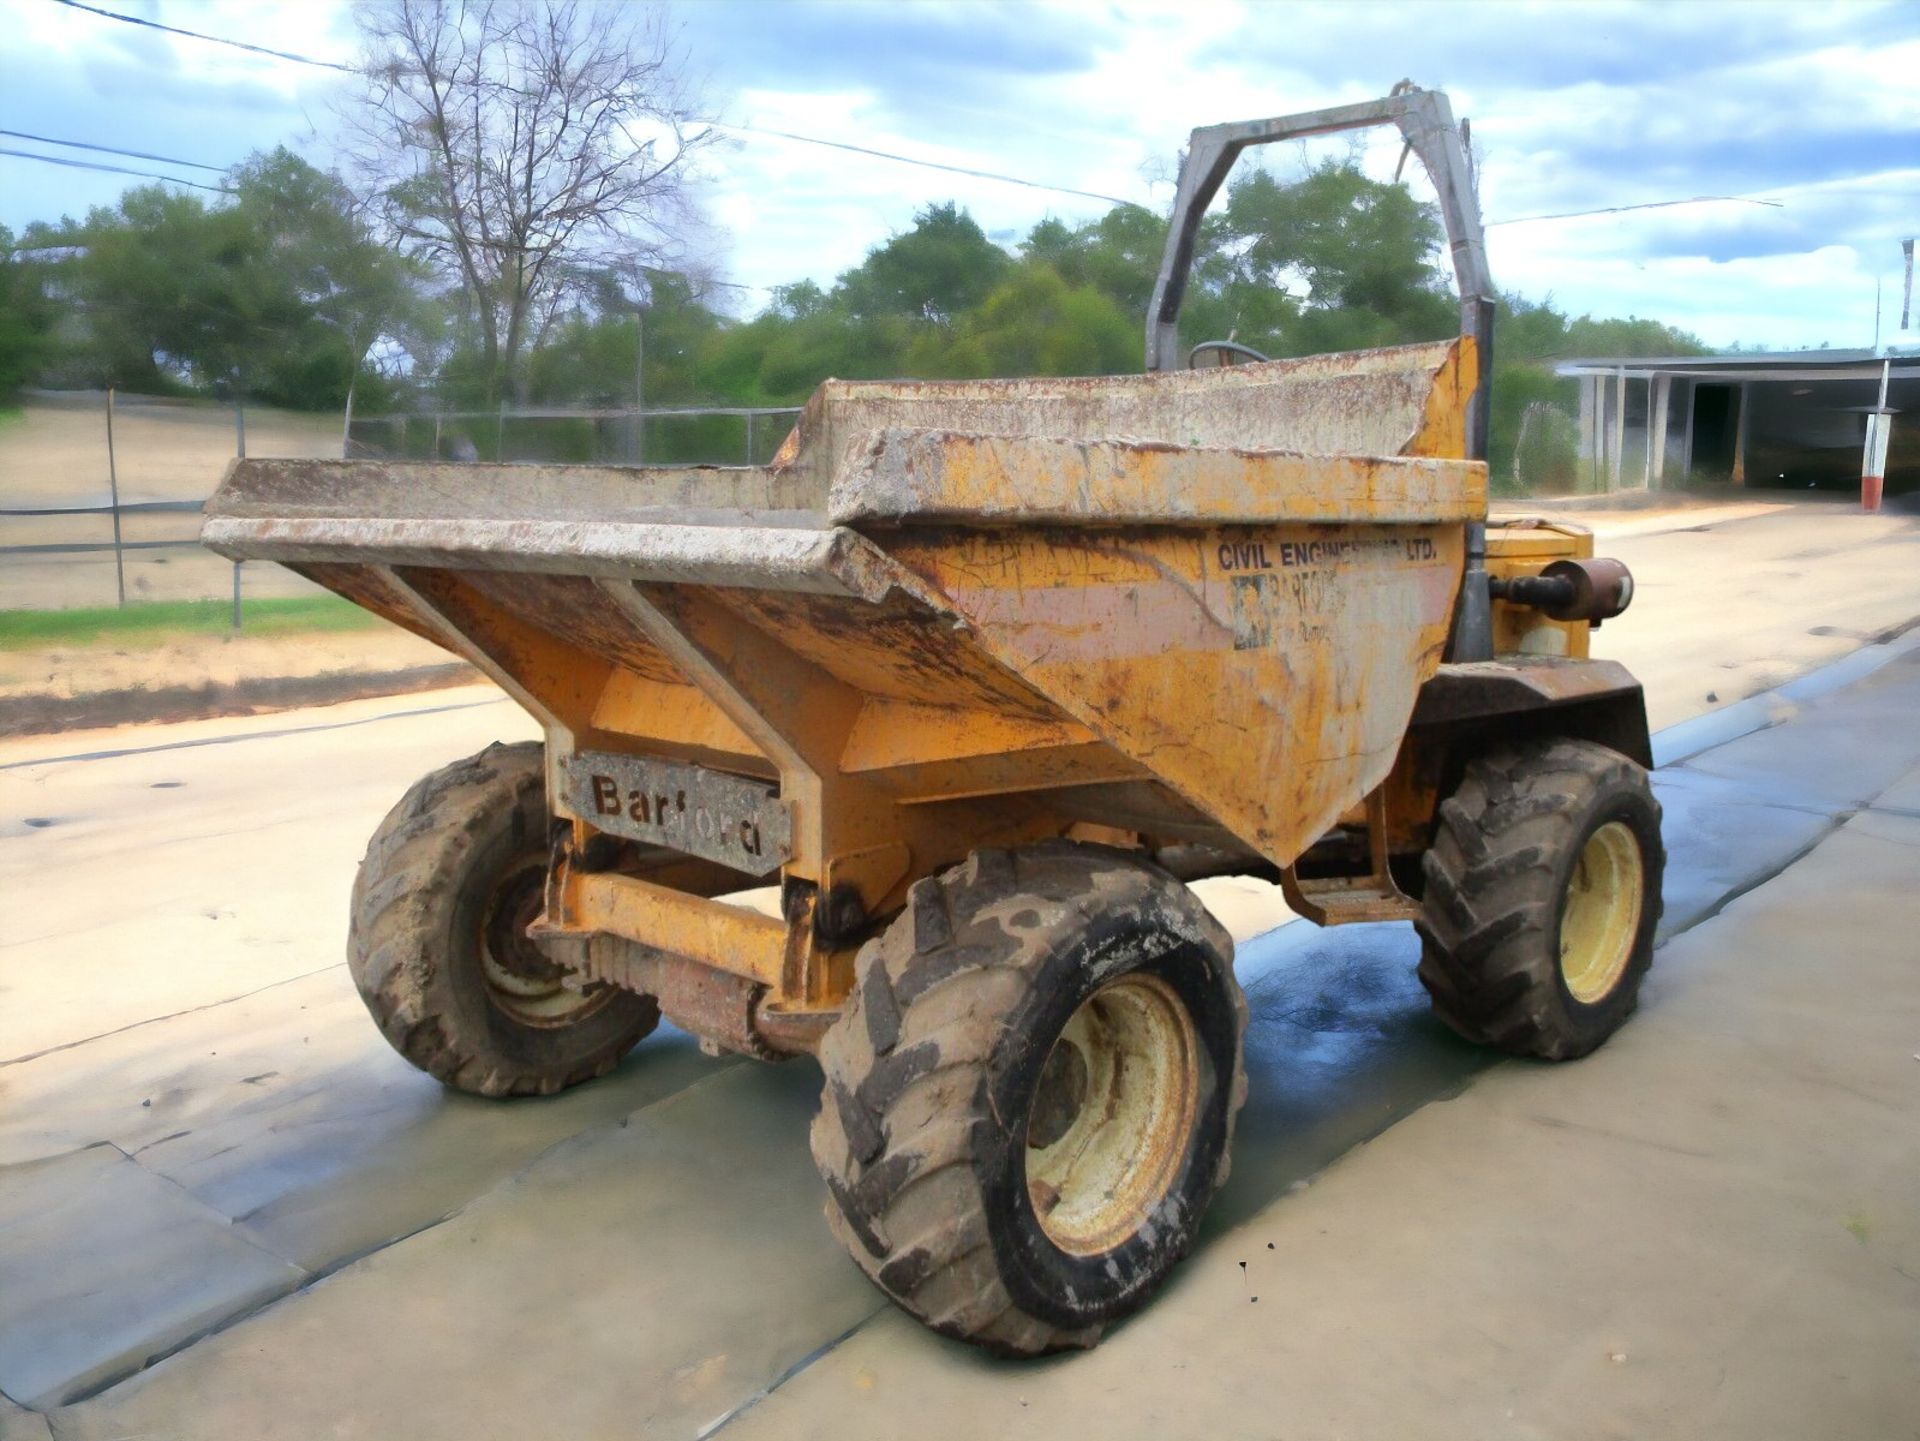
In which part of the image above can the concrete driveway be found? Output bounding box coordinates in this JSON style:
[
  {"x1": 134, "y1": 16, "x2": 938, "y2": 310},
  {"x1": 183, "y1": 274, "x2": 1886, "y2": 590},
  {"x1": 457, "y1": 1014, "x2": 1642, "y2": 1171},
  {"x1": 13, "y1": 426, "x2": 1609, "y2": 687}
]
[{"x1": 2, "y1": 499, "x2": 1917, "y2": 1438}]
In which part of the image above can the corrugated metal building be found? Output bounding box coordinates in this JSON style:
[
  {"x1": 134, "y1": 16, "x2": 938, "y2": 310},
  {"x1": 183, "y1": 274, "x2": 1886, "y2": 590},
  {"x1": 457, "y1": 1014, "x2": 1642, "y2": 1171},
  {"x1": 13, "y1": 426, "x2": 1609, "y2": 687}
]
[{"x1": 1556, "y1": 348, "x2": 1918, "y2": 499}]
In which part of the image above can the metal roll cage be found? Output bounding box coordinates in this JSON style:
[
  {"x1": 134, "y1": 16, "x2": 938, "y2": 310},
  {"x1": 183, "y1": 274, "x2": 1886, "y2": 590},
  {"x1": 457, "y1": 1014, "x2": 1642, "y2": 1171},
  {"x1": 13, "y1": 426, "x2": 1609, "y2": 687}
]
[{"x1": 1143, "y1": 84, "x2": 1497, "y2": 659}]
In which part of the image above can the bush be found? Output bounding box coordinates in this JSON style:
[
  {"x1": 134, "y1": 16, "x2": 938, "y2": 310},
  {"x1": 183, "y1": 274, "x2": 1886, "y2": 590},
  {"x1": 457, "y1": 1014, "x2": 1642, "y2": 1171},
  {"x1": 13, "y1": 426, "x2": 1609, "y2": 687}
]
[{"x1": 1510, "y1": 402, "x2": 1581, "y2": 496}]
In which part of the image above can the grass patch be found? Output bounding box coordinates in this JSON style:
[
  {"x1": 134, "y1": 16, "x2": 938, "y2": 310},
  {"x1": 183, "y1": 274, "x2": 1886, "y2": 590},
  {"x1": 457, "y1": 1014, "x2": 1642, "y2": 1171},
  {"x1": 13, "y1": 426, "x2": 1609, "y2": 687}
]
[{"x1": 0, "y1": 594, "x2": 383, "y2": 649}]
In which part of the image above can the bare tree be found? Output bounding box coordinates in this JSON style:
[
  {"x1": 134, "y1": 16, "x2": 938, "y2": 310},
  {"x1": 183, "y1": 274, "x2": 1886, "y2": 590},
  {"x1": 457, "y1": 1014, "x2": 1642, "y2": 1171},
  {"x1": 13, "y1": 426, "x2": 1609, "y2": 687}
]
[{"x1": 345, "y1": 0, "x2": 713, "y2": 403}]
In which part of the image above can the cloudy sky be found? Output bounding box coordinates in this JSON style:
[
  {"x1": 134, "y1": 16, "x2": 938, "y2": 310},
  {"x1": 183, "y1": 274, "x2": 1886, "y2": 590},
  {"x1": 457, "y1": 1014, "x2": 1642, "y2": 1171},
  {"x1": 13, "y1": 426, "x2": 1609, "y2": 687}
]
[{"x1": 5, "y1": 0, "x2": 1918, "y2": 351}]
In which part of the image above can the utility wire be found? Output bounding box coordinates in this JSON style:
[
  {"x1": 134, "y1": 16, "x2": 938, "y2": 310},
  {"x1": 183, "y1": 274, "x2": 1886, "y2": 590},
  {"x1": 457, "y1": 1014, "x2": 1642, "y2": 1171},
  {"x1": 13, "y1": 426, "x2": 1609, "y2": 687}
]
[
  {"x1": 41, "y1": 3, "x2": 1801, "y2": 227},
  {"x1": 0, "y1": 127, "x2": 226, "y2": 173},
  {"x1": 37, "y1": 5, "x2": 1818, "y2": 237},
  {"x1": 47, "y1": 0, "x2": 356, "y2": 72},
  {"x1": 2, "y1": 139, "x2": 1797, "y2": 250},
  {"x1": 709, "y1": 121, "x2": 1136, "y2": 209},
  {"x1": 0, "y1": 146, "x2": 232, "y2": 193},
  {"x1": 1488, "y1": 195, "x2": 1784, "y2": 227},
  {"x1": 48, "y1": 1, "x2": 1130, "y2": 207}
]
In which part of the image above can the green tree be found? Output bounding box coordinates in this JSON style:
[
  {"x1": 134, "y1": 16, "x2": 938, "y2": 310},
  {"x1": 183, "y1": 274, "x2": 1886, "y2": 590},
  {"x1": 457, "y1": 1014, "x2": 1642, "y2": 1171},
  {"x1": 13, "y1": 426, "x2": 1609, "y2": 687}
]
[
  {"x1": 910, "y1": 263, "x2": 1138, "y2": 378},
  {"x1": 1022, "y1": 205, "x2": 1166, "y2": 317},
  {"x1": 61, "y1": 186, "x2": 246, "y2": 393},
  {"x1": 1198, "y1": 160, "x2": 1456, "y2": 358},
  {"x1": 1562, "y1": 313, "x2": 1707, "y2": 359},
  {"x1": 693, "y1": 204, "x2": 1018, "y2": 403},
  {"x1": 838, "y1": 203, "x2": 1010, "y2": 325},
  {"x1": 1482, "y1": 292, "x2": 1710, "y2": 492},
  {"x1": 516, "y1": 268, "x2": 742, "y2": 462},
  {"x1": 227, "y1": 149, "x2": 416, "y2": 411},
  {"x1": 0, "y1": 228, "x2": 58, "y2": 403},
  {"x1": 45, "y1": 152, "x2": 412, "y2": 408},
  {"x1": 525, "y1": 270, "x2": 721, "y2": 407}
]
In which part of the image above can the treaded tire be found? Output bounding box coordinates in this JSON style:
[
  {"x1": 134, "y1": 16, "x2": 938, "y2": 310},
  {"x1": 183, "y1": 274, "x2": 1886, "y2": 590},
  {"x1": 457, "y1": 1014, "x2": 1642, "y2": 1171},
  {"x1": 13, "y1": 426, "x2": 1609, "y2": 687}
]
[
  {"x1": 349, "y1": 740, "x2": 658, "y2": 1097},
  {"x1": 1417, "y1": 738, "x2": 1664, "y2": 1061},
  {"x1": 811, "y1": 841, "x2": 1248, "y2": 1357}
]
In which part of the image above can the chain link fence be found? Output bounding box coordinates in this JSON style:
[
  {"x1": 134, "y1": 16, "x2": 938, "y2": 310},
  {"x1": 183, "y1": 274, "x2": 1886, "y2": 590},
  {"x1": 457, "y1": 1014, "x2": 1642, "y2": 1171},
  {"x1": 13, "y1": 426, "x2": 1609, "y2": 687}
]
[
  {"x1": 0, "y1": 390, "x2": 340, "y2": 613},
  {"x1": 2, "y1": 392, "x2": 801, "y2": 613}
]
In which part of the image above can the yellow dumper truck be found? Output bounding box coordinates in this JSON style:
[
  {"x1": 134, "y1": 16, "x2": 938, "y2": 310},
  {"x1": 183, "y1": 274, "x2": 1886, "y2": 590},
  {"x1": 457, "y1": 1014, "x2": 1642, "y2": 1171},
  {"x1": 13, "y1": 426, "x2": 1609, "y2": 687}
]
[{"x1": 203, "y1": 87, "x2": 1659, "y2": 1355}]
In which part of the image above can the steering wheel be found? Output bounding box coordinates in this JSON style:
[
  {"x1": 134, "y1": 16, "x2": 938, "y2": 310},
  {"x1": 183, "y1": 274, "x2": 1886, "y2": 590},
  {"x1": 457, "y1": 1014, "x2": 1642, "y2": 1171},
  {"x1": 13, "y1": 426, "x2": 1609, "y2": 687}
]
[{"x1": 1187, "y1": 340, "x2": 1272, "y2": 369}]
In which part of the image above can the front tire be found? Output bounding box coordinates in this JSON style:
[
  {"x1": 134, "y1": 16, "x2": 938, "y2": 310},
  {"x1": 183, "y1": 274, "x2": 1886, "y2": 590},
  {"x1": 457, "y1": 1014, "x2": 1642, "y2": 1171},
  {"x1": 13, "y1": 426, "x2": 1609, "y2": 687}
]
[
  {"x1": 348, "y1": 740, "x2": 659, "y2": 1097},
  {"x1": 811, "y1": 842, "x2": 1247, "y2": 1357},
  {"x1": 1417, "y1": 738, "x2": 1664, "y2": 1060}
]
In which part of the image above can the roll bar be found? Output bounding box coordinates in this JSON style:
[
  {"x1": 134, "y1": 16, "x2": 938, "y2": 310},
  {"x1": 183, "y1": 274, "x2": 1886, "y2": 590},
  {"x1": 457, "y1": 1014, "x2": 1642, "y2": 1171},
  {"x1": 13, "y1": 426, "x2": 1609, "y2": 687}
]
[
  {"x1": 1143, "y1": 84, "x2": 1497, "y2": 659},
  {"x1": 1145, "y1": 85, "x2": 1492, "y2": 388}
]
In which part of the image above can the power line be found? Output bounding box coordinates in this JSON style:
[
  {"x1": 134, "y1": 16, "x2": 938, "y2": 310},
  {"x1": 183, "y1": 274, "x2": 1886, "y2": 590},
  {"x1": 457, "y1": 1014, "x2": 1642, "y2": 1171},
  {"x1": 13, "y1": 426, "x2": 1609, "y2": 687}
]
[
  {"x1": 710, "y1": 121, "x2": 1135, "y2": 209},
  {"x1": 0, "y1": 127, "x2": 226, "y2": 173},
  {"x1": 715, "y1": 122, "x2": 1803, "y2": 230},
  {"x1": 31, "y1": 2, "x2": 1823, "y2": 244},
  {"x1": 47, "y1": 2, "x2": 1129, "y2": 209},
  {"x1": 1488, "y1": 195, "x2": 1784, "y2": 227},
  {"x1": 0, "y1": 146, "x2": 232, "y2": 193},
  {"x1": 47, "y1": 0, "x2": 355, "y2": 72}
]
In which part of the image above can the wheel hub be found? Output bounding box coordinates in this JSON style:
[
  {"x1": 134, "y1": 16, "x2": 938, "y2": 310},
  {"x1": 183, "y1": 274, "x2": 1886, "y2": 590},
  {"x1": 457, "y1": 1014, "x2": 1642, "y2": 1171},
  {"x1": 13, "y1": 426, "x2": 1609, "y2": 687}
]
[
  {"x1": 1025, "y1": 972, "x2": 1200, "y2": 1256},
  {"x1": 1559, "y1": 819, "x2": 1644, "y2": 1004},
  {"x1": 479, "y1": 862, "x2": 606, "y2": 1026}
]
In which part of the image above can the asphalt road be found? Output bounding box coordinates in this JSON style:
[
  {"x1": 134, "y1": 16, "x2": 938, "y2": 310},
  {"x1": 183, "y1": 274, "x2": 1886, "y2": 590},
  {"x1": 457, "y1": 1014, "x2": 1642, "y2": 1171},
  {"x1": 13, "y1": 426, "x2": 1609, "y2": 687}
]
[{"x1": 2, "y1": 498, "x2": 1918, "y2": 1439}]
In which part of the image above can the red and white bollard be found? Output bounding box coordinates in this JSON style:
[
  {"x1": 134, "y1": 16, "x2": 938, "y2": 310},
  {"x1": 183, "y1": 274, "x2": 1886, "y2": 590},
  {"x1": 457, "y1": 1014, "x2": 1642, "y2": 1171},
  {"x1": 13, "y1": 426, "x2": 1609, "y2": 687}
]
[
  {"x1": 1862, "y1": 356, "x2": 1892, "y2": 513},
  {"x1": 1862, "y1": 410, "x2": 1889, "y2": 512}
]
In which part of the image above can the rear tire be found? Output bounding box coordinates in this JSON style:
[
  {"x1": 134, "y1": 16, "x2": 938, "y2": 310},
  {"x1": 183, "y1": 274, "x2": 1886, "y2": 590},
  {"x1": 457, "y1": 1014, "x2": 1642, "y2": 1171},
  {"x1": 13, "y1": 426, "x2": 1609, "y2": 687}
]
[
  {"x1": 811, "y1": 842, "x2": 1247, "y2": 1357},
  {"x1": 349, "y1": 740, "x2": 659, "y2": 1097},
  {"x1": 1417, "y1": 738, "x2": 1664, "y2": 1060}
]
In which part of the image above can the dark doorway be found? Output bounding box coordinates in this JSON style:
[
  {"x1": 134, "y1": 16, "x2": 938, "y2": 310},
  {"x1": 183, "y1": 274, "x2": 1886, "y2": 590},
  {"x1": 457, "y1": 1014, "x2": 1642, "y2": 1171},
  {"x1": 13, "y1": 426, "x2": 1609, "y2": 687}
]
[{"x1": 1691, "y1": 384, "x2": 1739, "y2": 482}]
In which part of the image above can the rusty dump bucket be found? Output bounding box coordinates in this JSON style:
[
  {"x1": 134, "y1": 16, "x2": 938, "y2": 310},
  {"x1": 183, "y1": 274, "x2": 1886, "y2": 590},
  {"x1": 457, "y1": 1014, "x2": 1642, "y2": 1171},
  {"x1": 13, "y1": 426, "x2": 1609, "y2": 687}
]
[{"x1": 204, "y1": 337, "x2": 1485, "y2": 1013}]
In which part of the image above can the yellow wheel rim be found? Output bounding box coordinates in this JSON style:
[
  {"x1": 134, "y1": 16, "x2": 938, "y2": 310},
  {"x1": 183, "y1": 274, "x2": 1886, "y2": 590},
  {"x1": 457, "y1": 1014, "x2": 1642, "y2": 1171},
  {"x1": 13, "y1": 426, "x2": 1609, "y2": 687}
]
[
  {"x1": 1559, "y1": 820, "x2": 1644, "y2": 1005},
  {"x1": 478, "y1": 860, "x2": 607, "y2": 1027},
  {"x1": 1024, "y1": 973, "x2": 1200, "y2": 1256}
]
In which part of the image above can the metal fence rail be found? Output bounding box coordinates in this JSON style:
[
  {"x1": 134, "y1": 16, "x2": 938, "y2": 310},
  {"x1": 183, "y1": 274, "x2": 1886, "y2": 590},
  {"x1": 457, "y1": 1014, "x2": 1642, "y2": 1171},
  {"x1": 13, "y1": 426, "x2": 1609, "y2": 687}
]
[{"x1": 3, "y1": 392, "x2": 808, "y2": 614}]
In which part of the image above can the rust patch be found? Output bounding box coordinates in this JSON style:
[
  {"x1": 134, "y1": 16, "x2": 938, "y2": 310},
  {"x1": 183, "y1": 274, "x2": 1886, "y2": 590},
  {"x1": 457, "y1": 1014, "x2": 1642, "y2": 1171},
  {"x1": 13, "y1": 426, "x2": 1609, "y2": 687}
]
[
  {"x1": 708, "y1": 586, "x2": 1064, "y2": 717},
  {"x1": 795, "y1": 338, "x2": 1463, "y2": 484},
  {"x1": 292, "y1": 562, "x2": 443, "y2": 645},
  {"x1": 456, "y1": 570, "x2": 685, "y2": 683}
]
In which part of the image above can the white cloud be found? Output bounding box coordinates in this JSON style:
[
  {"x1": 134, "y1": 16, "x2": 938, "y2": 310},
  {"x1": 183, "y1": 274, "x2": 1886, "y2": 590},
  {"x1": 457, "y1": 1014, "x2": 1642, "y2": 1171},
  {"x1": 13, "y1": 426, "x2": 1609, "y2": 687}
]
[
  {"x1": 688, "y1": 0, "x2": 1917, "y2": 347},
  {"x1": 5, "y1": 0, "x2": 1915, "y2": 350}
]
